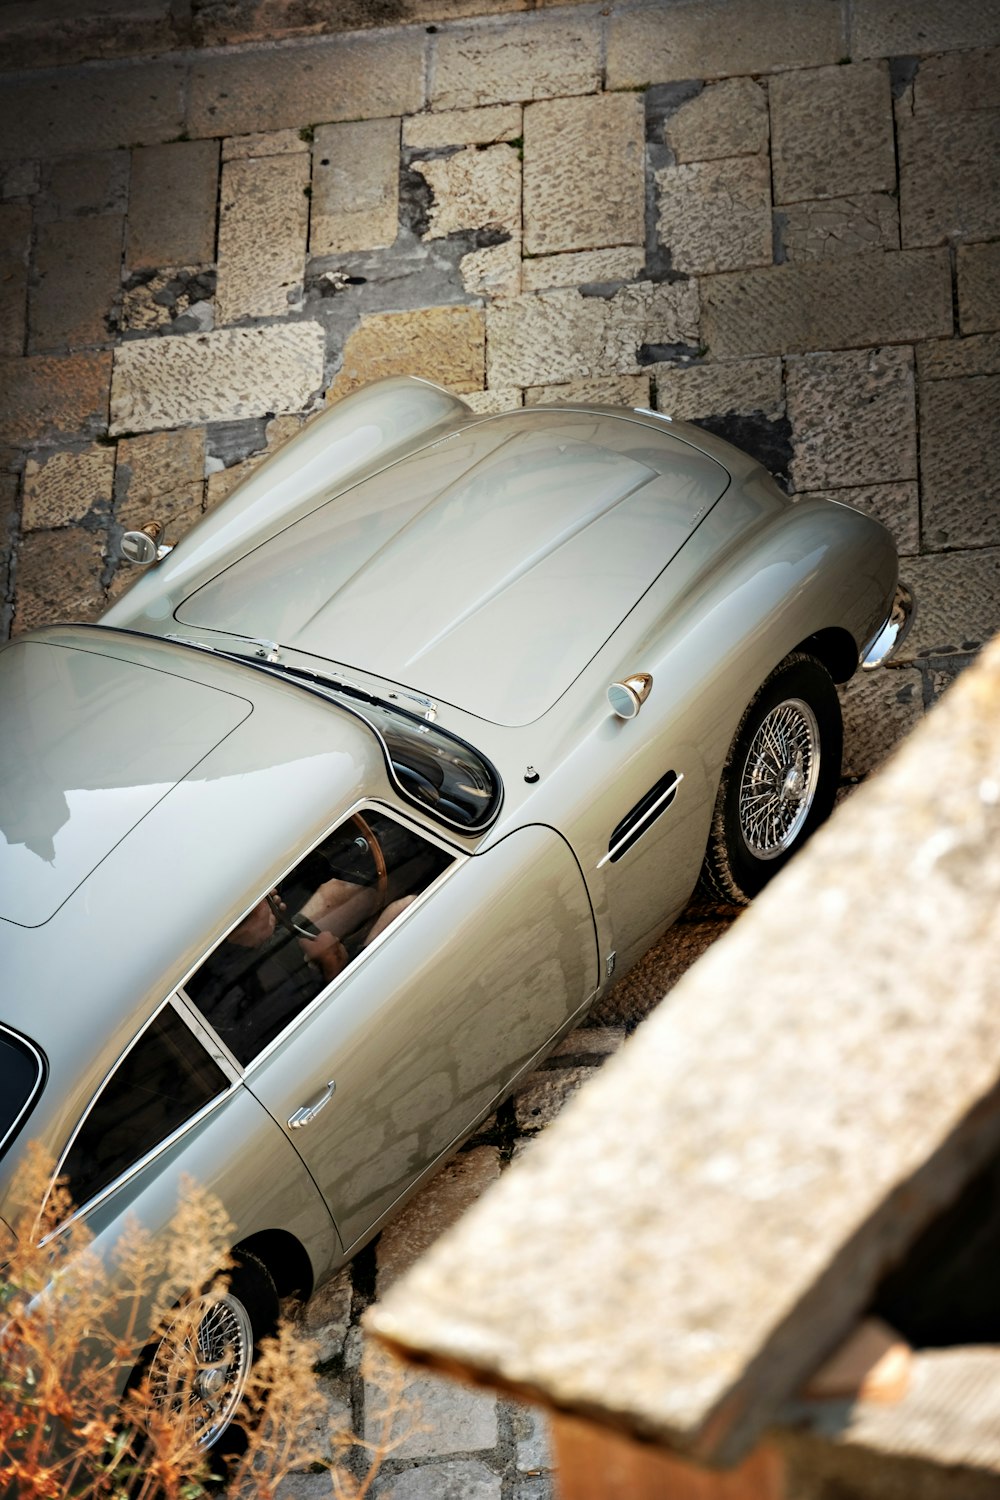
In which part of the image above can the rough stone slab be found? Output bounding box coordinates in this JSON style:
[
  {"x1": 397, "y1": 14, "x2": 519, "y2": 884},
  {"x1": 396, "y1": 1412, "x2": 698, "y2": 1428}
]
[
  {"x1": 377, "y1": 1147, "x2": 501, "y2": 1296},
  {"x1": 463, "y1": 387, "x2": 520, "y2": 415},
  {"x1": 901, "y1": 549, "x2": 1000, "y2": 657},
  {"x1": 114, "y1": 426, "x2": 206, "y2": 534},
  {"x1": 521, "y1": 247, "x2": 645, "y2": 292},
  {"x1": 222, "y1": 128, "x2": 309, "y2": 161},
  {"x1": 920, "y1": 373, "x2": 1000, "y2": 551},
  {"x1": 329, "y1": 305, "x2": 484, "y2": 401},
  {"x1": 907, "y1": 46, "x2": 1000, "y2": 116},
  {"x1": 523, "y1": 94, "x2": 644, "y2": 256},
  {"x1": 0, "y1": 204, "x2": 29, "y2": 358},
  {"x1": 794, "y1": 483, "x2": 920, "y2": 558},
  {"x1": 0, "y1": 0, "x2": 180, "y2": 70},
  {"x1": 205, "y1": 413, "x2": 304, "y2": 506},
  {"x1": 0, "y1": 351, "x2": 112, "y2": 447},
  {"x1": 0, "y1": 160, "x2": 39, "y2": 200},
  {"x1": 606, "y1": 0, "x2": 845, "y2": 86},
  {"x1": 302, "y1": 1266, "x2": 352, "y2": 1364},
  {"x1": 702, "y1": 250, "x2": 952, "y2": 357},
  {"x1": 413, "y1": 143, "x2": 520, "y2": 241},
  {"x1": 41, "y1": 151, "x2": 129, "y2": 221},
  {"x1": 656, "y1": 154, "x2": 771, "y2": 274},
  {"x1": 22, "y1": 444, "x2": 116, "y2": 531},
  {"x1": 552, "y1": 1027, "x2": 626, "y2": 1060},
  {"x1": 664, "y1": 77, "x2": 768, "y2": 163},
  {"x1": 514, "y1": 1067, "x2": 593, "y2": 1132},
  {"x1": 896, "y1": 94, "x2": 1000, "y2": 248},
  {"x1": 460, "y1": 239, "x2": 521, "y2": 301},
  {"x1": 652, "y1": 357, "x2": 783, "y2": 421},
  {"x1": 958, "y1": 242, "x2": 1000, "y2": 335},
  {"x1": 13, "y1": 526, "x2": 105, "y2": 633},
  {"x1": 216, "y1": 154, "x2": 309, "y2": 323},
  {"x1": 120, "y1": 266, "x2": 215, "y2": 333},
  {"x1": 191, "y1": 0, "x2": 528, "y2": 46},
  {"x1": 310, "y1": 118, "x2": 400, "y2": 257},
  {"x1": 376, "y1": 1458, "x2": 502, "y2": 1499},
  {"x1": 367, "y1": 1365, "x2": 497, "y2": 1461},
  {"x1": 917, "y1": 332, "x2": 1000, "y2": 382},
  {"x1": 431, "y1": 14, "x2": 600, "y2": 111},
  {"x1": 0, "y1": 59, "x2": 185, "y2": 161},
  {"x1": 367, "y1": 633, "x2": 1000, "y2": 1464},
  {"x1": 403, "y1": 104, "x2": 522, "y2": 149},
  {"x1": 778, "y1": 193, "x2": 900, "y2": 262},
  {"x1": 787, "y1": 347, "x2": 916, "y2": 492},
  {"x1": 854, "y1": 0, "x2": 1000, "y2": 56},
  {"x1": 770, "y1": 62, "x2": 895, "y2": 205},
  {"x1": 512, "y1": 1403, "x2": 553, "y2": 1474},
  {"x1": 127, "y1": 141, "x2": 219, "y2": 271},
  {"x1": 524, "y1": 374, "x2": 650, "y2": 407},
  {"x1": 109, "y1": 324, "x2": 325, "y2": 434},
  {"x1": 839, "y1": 667, "x2": 924, "y2": 779},
  {"x1": 29, "y1": 216, "x2": 123, "y2": 353},
  {"x1": 188, "y1": 32, "x2": 424, "y2": 138}
]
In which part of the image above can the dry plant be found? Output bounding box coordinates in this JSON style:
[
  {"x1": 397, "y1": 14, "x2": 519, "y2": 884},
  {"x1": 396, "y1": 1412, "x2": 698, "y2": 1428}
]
[{"x1": 0, "y1": 1145, "x2": 424, "y2": 1500}]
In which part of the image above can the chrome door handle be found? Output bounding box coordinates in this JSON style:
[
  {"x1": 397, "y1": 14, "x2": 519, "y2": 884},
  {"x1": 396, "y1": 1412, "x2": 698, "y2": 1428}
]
[{"x1": 288, "y1": 1080, "x2": 335, "y2": 1129}]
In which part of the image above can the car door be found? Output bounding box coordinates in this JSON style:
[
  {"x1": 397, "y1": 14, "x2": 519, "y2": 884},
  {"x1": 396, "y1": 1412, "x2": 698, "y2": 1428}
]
[{"x1": 240, "y1": 815, "x2": 598, "y2": 1253}]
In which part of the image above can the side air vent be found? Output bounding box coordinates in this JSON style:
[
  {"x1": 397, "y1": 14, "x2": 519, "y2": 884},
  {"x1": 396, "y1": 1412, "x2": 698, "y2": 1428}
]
[{"x1": 599, "y1": 770, "x2": 682, "y2": 869}]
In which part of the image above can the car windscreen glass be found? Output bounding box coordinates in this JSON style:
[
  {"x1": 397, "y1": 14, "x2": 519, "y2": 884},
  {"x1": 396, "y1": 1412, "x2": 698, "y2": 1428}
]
[
  {"x1": 62, "y1": 1005, "x2": 227, "y2": 1211},
  {"x1": 186, "y1": 808, "x2": 453, "y2": 1066},
  {"x1": 0, "y1": 1027, "x2": 44, "y2": 1162},
  {"x1": 350, "y1": 699, "x2": 500, "y2": 830}
]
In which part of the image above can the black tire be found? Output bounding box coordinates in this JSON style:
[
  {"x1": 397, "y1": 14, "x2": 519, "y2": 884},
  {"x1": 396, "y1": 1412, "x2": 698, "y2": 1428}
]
[{"x1": 701, "y1": 652, "x2": 842, "y2": 905}]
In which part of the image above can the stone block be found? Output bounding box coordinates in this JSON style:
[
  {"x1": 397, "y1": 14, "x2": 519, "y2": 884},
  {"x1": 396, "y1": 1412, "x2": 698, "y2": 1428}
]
[
  {"x1": 656, "y1": 154, "x2": 771, "y2": 274},
  {"x1": 603, "y1": 280, "x2": 701, "y2": 372},
  {"x1": 664, "y1": 78, "x2": 769, "y2": 163},
  {"x1": 188, "y1": 32, "x2": 423, "y2": 139},
  {"x1": 958, "y1": 242, "x2": 1000, "y2": 335},
  {"x1": 311, "y1": 119, "x2": 400, "y2": 257},
  {"x1": 1, "y1": 161, "x2": 39, "y2": 200},
  {"x1": 920, "y1": 373, "x2": 1000, "y2": 551},
  {"x1": 651, "y1": 357, "x2": 783, "y2": 421},
  {"x1": 771, "y1": 62, "x2": 895, "y2": 206},
  {"x1": 0, "y1": 351, "x2": 112, "y2": 447},
  {"x1": 606, "y1": 0, "x2": 844, "y2": 87},
  {"x1": 222, "y1": 129, "x2": 309, "y2": 161},
  {"x1": 794, "y1": 483, "x2": 920, "y2": 557},
  {"x1": 463, "y1": 388, "x2": 521, "y2": 415},
  {"x1": 702, "y1": 250, "x2": 952, "y2": 358},
  {"x1": 22, "y1": 445, "x2": 116, "y2": 531},
  {"x1": 521, "y1": 247, "x2": 645, "y2": 292},
  {"x1": 303, "y1": 1266, "x2": 353, "y2": 1365},
  {"x1": 216, "y1": 154, "x2": 309, "y2": 323},
  {"x1": 431, "y1": 14, "x2": 600, "y2": 111},
  {"x1": 328, "y1": 306, "x2": 484, "y2": 401},
  {"x1": 367, "y1": 1366, "x2": 497, "y2": 1461},
  {"x1": 514, "y1": 1067, "x2": 593, "y2": 1132},
  {"x1": 787, "y1": 347, "x2": 916, "y2": 491},
  {"x1": 127, "y1": 141, "x2": 219, "y2": 271},
  {"x1": 0, "y1": 205, "x2": 29, "y2": 358},
  {"x1": 0, "y1": 0, "x2": 180, "y2": 70},
  {"x1": 403, "y1": 104, "x2": 522, "y2": 150},
  {"x1": 109, "y1": 324, "x2": 325, "y2": 434},
  {"x1": 897, "y1": 97, "x2": 1000, "y2": 248},
  {"x1": 460, "y1": 239, "x2": 522, "y2": 301},
  {"x1": 512, "y1": 1403, "x2": 553, "y2": 1474},
  {"x1": 413, "y1": 143, "x2": 520, "y2": 241},
  {"x1": 854, "y1": 0, "x2": 1000, "y2": 56},
  {"x1": 121, "y1": 267, "x2": 215, "y2": 333},
  {"x1": 42, "y1": 151, "x2": 129, "y2": 220},
  {"x1": 552, "y1": 1027, "x2": 627, "y2": 1059},
  {"x1": 29, "y1": 216, "x2": 123, "y2": 353},
  {"x1": 839, "y1": 667, "x2": 924, "y2": 779},
  {"x1": 917, "y1": 332, "x2": 1000, "y2": 382},
  {"x1": 376, "y1": 1459, "x2": 502, "y2": 1500},
  {"x1": 900, "y1": 548, "x2": 1000, "y2": 657},
  {"x1": 12, "y1": 526, "x2": 105, "y2": 634},
  {"x1": 525, "y1": 374, "x2": 650, "y2": 407},
  {"x1": 377, "y1": 1148, "x2": 501, "y2": 1295},
  {"x1": 115, "y1": 426, "x2": 206, "y2": 534},
  {"x1": 777, "y1": 194, "x2": 899, "y2": 262},
  {"x1": 908, "y1": 46, "x2": 1000, "y2": 115},
  {"x1": 523, "y1": 94, "x2": 644, "y2": 256},
  {"x1": 205, "y1": 413, "x2": 305, "y2": 506},
  {"x1": 0, "y1": 59, "x2": 186, "y2": 161}
]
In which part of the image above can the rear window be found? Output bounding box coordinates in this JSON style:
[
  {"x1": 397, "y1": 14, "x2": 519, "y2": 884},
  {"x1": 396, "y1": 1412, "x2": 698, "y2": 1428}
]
[{"x1": 0, "y1": 1026, "x2": 45, "y2": 1163}]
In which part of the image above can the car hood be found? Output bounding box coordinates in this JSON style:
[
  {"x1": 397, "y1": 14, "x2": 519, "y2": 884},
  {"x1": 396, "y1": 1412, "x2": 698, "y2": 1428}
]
[{"x1": 176, "y1": 410, "x2": 730, "y2": 726}]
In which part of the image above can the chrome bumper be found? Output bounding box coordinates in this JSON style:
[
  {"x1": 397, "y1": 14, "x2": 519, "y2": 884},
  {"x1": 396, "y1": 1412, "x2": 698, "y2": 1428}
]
[{"x1": 860, "y1": 582, "x2": 915, "y2": 670}]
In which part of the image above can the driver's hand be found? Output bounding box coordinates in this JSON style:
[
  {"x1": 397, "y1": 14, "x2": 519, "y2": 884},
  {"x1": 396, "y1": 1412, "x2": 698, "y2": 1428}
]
[{"x1": 299, "y1": 930, "x2": 349, "y2": 981}]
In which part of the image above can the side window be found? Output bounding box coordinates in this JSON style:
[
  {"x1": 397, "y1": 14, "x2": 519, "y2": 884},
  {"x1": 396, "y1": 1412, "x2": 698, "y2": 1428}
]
[
  {"x1": 185, "y1": 809, "x2": 453, "y2": 1067},
  {"x1": 63, "y1": 1004, "x2": 228, "y2": 1211}
]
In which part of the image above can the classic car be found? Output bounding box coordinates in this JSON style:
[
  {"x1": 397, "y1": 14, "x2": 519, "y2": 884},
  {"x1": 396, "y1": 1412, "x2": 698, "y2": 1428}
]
[{"x1": 0, "y1": 376, "x2": 911, "y2": 1450}]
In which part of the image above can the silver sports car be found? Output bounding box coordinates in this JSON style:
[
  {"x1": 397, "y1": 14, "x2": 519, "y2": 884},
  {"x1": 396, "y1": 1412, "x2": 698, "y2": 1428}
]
[{"x1": 0, "y1": 376, "x2": 911, "y2": 1448}]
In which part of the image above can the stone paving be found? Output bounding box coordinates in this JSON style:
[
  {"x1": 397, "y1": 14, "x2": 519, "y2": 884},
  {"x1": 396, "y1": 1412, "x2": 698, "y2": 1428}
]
[{"x1": 1, "y1": 1, "x2": 999, "y2": 1494}]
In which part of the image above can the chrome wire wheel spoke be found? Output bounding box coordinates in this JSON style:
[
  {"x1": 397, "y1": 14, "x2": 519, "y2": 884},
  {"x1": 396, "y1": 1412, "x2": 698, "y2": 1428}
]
[
  {"x1": 738, "y1": 697, "x2": 820, "y2": 860},
  {"x1": 150, "y1": 1292, "x2": 254, "y2": 1450}
]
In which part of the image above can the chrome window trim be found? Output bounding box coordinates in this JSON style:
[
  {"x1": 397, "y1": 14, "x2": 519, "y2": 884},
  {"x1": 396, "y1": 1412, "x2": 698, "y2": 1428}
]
[
  {"x1": 0, "y1": 1022, "x2": 47, "y2": 1159},
  {"x1": 47, "y1": 996, "x2": 239, "y2": 1241}
]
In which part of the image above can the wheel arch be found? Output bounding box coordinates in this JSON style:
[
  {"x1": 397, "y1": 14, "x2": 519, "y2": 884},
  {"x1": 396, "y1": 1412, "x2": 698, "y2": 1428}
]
[
  {"x1": 792, "y1": 626, "x2": 858, "y2": 684},
  {"x1": 234, "y1": 1227, "x2": 316, "y2": 1302}
]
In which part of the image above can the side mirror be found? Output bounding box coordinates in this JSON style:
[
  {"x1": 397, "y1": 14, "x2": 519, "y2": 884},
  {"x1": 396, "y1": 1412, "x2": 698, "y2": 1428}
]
[
  {"x1": 607, "y1": 672, "x2": 653, "y2": 720},
  {"x1": 120, "y1": 521, "x2": 171, "y2": 567}
]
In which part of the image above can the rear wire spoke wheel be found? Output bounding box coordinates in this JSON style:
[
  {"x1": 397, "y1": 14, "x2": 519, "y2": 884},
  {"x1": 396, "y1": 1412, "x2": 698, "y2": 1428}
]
[{"x1": 701, "y1": 652, "x2": 842, "y2": 905}]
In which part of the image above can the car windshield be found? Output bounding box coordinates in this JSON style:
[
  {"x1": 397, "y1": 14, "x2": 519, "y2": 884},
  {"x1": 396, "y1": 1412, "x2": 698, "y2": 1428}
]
[{"x1": 0, "y1": 1026, "x2": 44, "y2": 1163}]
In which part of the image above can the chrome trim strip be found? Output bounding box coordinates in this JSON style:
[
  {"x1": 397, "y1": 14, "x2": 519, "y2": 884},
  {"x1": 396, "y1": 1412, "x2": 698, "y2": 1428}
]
[
  {"x1": 0, "y1": 1022, "x2": 46, "y2": 1160},
  {"x1": 596, "y1": 774, "x2": 684, "y2": 870},
  {"x1": 860, "y1": 582, "x2": 915, "y2": 670}
]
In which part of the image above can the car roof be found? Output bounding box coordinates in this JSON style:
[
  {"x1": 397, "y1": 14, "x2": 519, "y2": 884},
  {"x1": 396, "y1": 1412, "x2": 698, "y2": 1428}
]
[{"x1": 175, "y1": 408, "x2": 730, "y2": 726}]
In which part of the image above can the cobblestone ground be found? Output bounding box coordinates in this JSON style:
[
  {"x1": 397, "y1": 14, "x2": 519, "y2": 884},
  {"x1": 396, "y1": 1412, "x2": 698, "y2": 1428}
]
[{"x1": 1, "y1": 1, "x2": 998, "y2": 1494}]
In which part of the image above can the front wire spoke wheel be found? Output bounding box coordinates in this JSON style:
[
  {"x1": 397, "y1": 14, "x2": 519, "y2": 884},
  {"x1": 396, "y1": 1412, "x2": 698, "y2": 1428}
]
[
  {"x1": 739, "y1": 697, "x2": 820, "y2": 859},
  {"x1": 151, "y1": 1291, "x2": 254, "y2": 1451}
]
